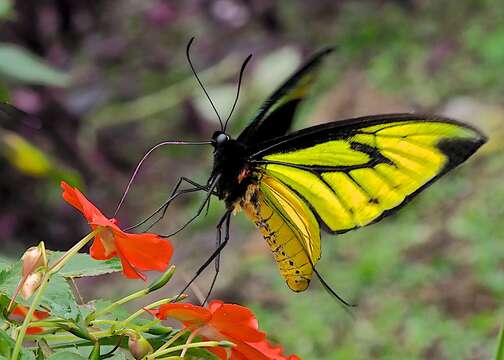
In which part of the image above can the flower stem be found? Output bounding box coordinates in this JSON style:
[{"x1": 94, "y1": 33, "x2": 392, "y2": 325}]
[
  {"x1": 11, "y1": 230, "x2": 98, "y2": 360},
  {"x1": 88, "y1": 288, "x2": 149, "y2": 322},
  {"x1": 180, "y1": 329, "x2": 199, "y2": 358},
  {"x1": 11, "y1": 273, "x2": 50, "y2": 360},
  {"x1": 49, "y1": 229, "x2": 100, "y2": 273},
  {"x1": 151, "y1": 341, "x2": 222, "y2": 358},
  {"x1": 152, "y1": 329, "x2": 189, "y2": 356},
  {"x1": 25, "y1": 330, "x2": 110, "y2": 343},
  {"x1": 122, "y1": 296, "x2": 181, "y2": 326}
]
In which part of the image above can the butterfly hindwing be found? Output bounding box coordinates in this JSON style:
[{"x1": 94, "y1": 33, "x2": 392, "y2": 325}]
[
  {"x1": 250, "y1": 115, "x2": 486, "y2": 234},
  {"x1": 237, "y1": 47, "x2": 334, "y2": 145},
  {"x1": 243, "y1": 175, "x2": 321, "y2": 291}
]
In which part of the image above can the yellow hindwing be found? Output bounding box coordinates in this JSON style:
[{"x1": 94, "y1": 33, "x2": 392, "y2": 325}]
[{"x1": 242, "y1": 175, "x2": 320, "y2": 292}]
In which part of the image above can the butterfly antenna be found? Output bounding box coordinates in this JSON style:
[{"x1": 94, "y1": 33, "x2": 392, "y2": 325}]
[
  {"x1": 114, "y1": 140, "x2": 211, "y2": 218},
  {"x1": 223, "y1": 54, "x2": 253, "y2": 132},
  {"x1": 186, "y1": 37, "x2": 224, "y2": 130}
]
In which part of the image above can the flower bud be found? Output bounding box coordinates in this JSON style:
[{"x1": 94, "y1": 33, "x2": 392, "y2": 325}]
[
  {"x1": 20, "y1": 272, "x2": 43, "y2": 299},
  {"x1": 22, "y1": 242, "x2": 47, "y2": 276},
  {"x1": 147, "y1": 265, "x2": 176, "y2": 292},
  {"x1": 218, "y1": 340, "x2": 235, "y2": 348},
  {"x1": 127, "y1": 332, "x2": 153, "y2": 360}
]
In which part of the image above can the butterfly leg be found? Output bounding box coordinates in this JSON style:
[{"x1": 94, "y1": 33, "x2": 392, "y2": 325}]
[
  {"x1": 124, "y1": 177, "x2": 210, "y2": 231},
  {"x1": 203, "y1": 210, "x2": 230, "y2": 304},
  {"x1": 163, "y1": 175, "x2": 220, "y2": 237},
  {"x1": 177, "y1": 211, "x2": 232, "y2": 302}
]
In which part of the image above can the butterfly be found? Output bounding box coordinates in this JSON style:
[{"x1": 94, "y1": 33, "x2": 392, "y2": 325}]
[{"x1": 181, "y1": 45, "x2": 487, "y2": 303}]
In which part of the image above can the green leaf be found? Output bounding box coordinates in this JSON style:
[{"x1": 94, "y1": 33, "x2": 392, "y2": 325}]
[
  {"x1": 0, "y1": 329, "x2": 34, "y2": 360},
  {"x1": 0, "y1": 256, "x2": 12, "y2": 271},
  {"x1": 0, "y1": 0, "x2": 14, "y2": 19},
  {"x1": 46, "y1": 352, "x2": 86, "y2": 360},
  {"x1": 0, "y1": 81, "x2": 9, "y2": 102},
  {"x1": 0, "y1": 131, "x2": 53, "y2": 177},
  {"x1": 0, "y1": 44, "x2": 70, "y2": 86},
  {"x1": 0, "y1": 260, "x2": 79, "y2": 320},
  {"x1": 47, "y1": 252, "x2": 122, "y2": 278}
]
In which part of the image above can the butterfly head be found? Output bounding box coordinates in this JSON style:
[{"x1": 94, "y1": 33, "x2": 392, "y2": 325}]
[{"x1": 211, "y1": 131, "x2": 231, "y2": 148}]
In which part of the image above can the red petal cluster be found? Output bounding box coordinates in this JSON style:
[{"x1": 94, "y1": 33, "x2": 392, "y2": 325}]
[
  {"x1": 61, "y1": 181, "x2": 173, "y2": 280},
  {"x1": 10, "y1": 305, "x2": 50, "y2": 334},
  {"x1": 150, "y1": 300, "x2": 300, "y2": 360}
]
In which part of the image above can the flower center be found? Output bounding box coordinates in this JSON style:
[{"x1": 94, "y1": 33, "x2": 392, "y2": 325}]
[{"x1": 100, "y1": 227, "x2": 117, "y2": 257}]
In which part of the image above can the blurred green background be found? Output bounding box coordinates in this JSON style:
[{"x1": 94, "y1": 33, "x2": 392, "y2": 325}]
[{"x1": 0, "y1": 0, "x2": 503, "y2": 359}]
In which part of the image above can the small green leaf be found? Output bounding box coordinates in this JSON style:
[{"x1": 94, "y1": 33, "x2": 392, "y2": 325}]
[
  {"x1": 0, "y1": 44, "x2": 70, "y2": 86},
  {"x1": 47, "y1": 252, "x2": 122, "y2": 278},
  {"x1": 0, "y1": 329, "x2": 34, "y2": 360},
  {"x1": 46, "y1": 352, "x2": 86, "y2": 360},
  {"x1": 0, "y1": 131, "x2": 53, "y2": 176}
]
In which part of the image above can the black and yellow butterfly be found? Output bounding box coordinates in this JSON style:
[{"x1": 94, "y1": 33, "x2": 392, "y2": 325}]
[{"x1": 182, "y1": 46, "x2": 486, "y2": 301}]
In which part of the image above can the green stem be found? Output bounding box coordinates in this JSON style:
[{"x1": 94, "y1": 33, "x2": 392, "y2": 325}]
[
  {"x1": 28, "y1": 320, "x2": 71, "y2": 328},
  {"x1": 11, "y1": 273, "x2": 50, "y2": 360},
  {"x1": 123, "y1": 297, "x2": 177, "y2": 326},
  {"x1": 495, "y1": 323, "x2": 504, "y2": 360},
  {"x1": 49, "y1": 230, "x2": 100, "y2": 273},
  {"x1": 180, "y1": 329, "x2": 199, "y2": 358},
  {"x1": 151, "y1": 341, "x2": 221, "y2": 358},
  {"x1": 25, "y1": 330, "x2": 110, "y2": 343},
  {"x1": 88, "y1": 288, "x2": 149, "y2": 322},
  {"x1": 152, "y1": 329, "x2": 189, "y2": 356},
  {"x1": 11, "y1": 230, "x2": 98, "y2": 360}
]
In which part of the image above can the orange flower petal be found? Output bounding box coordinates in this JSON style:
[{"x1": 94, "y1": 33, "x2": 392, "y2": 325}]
[
  {"x1": 61, "y1": 181, "x2": 174, "y2": 280},
  {"x1": 11, "y1": 306, "x2": 50, "y2": 335},
  {"x1": 113, "y1": 231, "x2": 173, "y2": 272},
  {"x1": 235, "y1": 338, "x2": 299, "y2": 360},
  {"x1": 209, "y1": 302, "x2": 264, "y2": 342},
  {"x1": 208, "y1": 338, "x2": 298, "y2": 360},
  {"x1": 61, "y1": 182, "x2": 107, "y2": 224},
  {"x1": 152, "y1": 303, "x2": 212, "y2": 325},
  {"x1": 119, "y1": 253, "x2": 146, "y2": 280}
]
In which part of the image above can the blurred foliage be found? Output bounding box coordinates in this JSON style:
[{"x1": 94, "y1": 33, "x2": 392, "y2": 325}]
[
  {"x1": 0, "y1": 0, "x2": 503, "y2": 359},
  {"x1": 0, "y1": 0, "x2": 13, "y2": 20},
  {"x1": 0, "y1": 44, "x2": 70, "y2": 86}
]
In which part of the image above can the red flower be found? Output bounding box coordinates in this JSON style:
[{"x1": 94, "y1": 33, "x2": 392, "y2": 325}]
[
  {"x1": 10, "y1": 305, "x2": 50, "y2": 334},
  {"x1": 61, "y1": 181, "x2": 173, "y2": 280},
  {"x1": 150, "y1": 300, "x2": 300, "y2": 360}
]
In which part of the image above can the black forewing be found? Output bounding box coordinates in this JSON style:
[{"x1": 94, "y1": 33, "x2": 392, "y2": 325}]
[{"x1": 237, "y1": 47, "x2": 334, "y2": 145}]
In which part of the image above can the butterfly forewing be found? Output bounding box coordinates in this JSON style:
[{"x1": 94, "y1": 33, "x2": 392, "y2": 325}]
[{"x1": 249, "y1": 115, "x2": 486, "y2": 234}]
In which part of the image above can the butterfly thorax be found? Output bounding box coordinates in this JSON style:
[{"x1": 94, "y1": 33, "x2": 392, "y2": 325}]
[{"x1": 211, "y1": 132, "x2": 260, "y2": 210}]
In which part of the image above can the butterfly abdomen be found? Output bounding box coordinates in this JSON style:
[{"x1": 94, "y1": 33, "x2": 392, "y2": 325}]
[{"x1": 242, "y1": 189, "x2": 315, "y2": 292}]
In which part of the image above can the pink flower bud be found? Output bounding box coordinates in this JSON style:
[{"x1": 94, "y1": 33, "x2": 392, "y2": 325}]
[
  {"x1": 20, "y1": 272, "x2": 43, "y2": 299},
  {"x1": 22, "y1": 243, "x2": 47, "y2": 276},
  {"x1": 128, "y1": 332, "x2": 153, "y2": 360}
]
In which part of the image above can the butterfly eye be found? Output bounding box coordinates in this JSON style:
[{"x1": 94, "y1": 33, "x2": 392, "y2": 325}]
[{"x1": 216, "y1": 133, "x2": 229, "y2": 144}]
